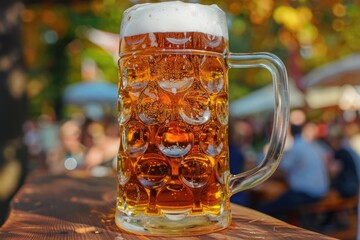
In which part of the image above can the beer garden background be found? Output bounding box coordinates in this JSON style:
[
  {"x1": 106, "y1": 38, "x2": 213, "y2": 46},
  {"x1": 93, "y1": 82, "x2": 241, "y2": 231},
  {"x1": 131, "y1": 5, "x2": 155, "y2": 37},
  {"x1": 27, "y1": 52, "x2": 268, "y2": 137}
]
[
  {"x1": 1, "y1": 0, "x2": 360, "y2": 237},
  {"x1": 17, "y1": 0, "x2": 360, "y2": 170}
]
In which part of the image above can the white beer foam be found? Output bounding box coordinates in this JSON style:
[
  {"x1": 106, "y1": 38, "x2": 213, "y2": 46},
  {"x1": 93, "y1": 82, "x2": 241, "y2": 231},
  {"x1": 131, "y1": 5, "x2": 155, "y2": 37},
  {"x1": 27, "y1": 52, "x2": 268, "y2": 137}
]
[{"x1": 120, "y1": 1, "x2": 228, "y2": 39}]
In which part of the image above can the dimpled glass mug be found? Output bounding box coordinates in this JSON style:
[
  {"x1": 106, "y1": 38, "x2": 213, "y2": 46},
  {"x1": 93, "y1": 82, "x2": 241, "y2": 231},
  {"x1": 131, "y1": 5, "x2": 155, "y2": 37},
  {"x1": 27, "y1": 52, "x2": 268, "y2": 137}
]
[{"x1": 116, "y1": 1, "x2": 289, "y2": 236}]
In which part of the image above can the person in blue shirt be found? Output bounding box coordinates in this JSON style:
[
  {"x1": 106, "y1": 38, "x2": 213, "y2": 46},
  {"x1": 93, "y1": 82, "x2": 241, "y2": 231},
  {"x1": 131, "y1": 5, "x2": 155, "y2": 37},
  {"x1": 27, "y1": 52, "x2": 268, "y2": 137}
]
[{"x1": 258, "y1": 123, "x2": 330, "y2": 215}]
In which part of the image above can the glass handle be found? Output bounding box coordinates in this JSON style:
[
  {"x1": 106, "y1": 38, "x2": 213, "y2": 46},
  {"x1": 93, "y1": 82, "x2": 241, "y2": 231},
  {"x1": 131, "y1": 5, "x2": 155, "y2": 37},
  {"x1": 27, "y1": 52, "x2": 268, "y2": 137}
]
[{"x1": 226, "y1": 52, "x2": 289, "y2": 195}]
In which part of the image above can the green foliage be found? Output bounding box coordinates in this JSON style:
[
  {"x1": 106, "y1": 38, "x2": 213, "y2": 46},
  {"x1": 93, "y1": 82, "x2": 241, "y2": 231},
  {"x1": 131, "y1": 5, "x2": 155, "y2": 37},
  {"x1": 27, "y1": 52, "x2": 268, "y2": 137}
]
[{"x1": 23, "y1": 0, "x2": 360, "y2": 118}]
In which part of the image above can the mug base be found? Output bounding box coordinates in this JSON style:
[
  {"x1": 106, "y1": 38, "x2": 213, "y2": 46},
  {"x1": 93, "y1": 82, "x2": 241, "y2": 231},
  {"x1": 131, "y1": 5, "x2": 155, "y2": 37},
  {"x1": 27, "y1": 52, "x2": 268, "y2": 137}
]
[{"x1": 115, "y1": 209, "x2": 231, "y2": 236}]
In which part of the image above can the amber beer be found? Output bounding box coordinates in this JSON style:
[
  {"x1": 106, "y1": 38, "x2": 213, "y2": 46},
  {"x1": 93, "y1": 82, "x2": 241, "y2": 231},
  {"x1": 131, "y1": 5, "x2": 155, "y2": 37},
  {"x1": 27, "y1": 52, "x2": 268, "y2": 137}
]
[
  {"x1": 117, "y1": 30, "x2": 230, "y2": 226},
  {"x1": 116, "y1": 1, "x2": 289, "y2": 236},
  {"x1": 118, "y1": 31, "x2": 229, "y2": 213}
]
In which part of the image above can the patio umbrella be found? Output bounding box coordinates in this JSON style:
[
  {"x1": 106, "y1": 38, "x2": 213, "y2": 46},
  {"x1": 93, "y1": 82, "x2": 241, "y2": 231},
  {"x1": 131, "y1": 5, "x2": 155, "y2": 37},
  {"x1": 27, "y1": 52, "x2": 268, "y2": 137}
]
[
  {"x1": 63, "y1": 81, "x2": 118, "y2": 105},
  {"x1": 301, "y1": 53, "x2": 360, "y2": 88},
  {"x1": 230, "y1": 80, "x2": 304, "y2": 117},
  {"x1": 300, "y1": 53, "x2": 360, "y2": 109}
]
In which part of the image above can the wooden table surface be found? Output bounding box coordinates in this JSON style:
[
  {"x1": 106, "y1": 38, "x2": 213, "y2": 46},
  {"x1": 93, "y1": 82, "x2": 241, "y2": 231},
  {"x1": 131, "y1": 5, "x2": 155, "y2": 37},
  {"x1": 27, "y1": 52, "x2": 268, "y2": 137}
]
[{"x1": 0, "y1": 172, "x2": 336, "y2": 240}]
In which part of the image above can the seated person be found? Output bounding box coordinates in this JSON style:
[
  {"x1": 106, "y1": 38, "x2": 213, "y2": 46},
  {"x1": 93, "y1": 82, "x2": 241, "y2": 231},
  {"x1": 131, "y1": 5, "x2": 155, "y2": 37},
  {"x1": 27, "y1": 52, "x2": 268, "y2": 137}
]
[
  {"x1": 326, "y1": 126, "x2": 359, "y2": 198},
  {"x1": 257, "y1": 123, "x2": 330, "y2": 216}
]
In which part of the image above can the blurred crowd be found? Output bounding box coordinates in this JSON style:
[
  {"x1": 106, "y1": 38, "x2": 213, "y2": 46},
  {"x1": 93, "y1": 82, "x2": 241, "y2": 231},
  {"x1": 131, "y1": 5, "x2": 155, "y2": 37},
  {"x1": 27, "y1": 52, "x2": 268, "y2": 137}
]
[
  {"x1": 229, "y1": 109, "x2": 360, "y2": 231},
  {"x1": 22, "y1": 108, "x2": 360, "y2": 199},
  {"x1": 23, "y1": 112, "x2": 119, "y2": 176},
  {"x1": 19, "y1": 107, "x2": 360, "y2": 234}
]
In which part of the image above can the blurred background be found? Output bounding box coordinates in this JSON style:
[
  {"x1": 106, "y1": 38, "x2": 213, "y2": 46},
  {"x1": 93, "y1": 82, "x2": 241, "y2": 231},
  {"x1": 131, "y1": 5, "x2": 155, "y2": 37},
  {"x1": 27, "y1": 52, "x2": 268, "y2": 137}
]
[{"x1": 1, "y1": 0, "x2": 360, "y2": 238}]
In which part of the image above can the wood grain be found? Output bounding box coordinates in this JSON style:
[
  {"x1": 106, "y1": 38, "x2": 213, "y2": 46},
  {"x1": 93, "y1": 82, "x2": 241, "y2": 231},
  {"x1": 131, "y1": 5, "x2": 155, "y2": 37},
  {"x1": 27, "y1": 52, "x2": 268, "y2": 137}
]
[{"x1": 0, "y1": 172, "x2": 336, "y2": 239}]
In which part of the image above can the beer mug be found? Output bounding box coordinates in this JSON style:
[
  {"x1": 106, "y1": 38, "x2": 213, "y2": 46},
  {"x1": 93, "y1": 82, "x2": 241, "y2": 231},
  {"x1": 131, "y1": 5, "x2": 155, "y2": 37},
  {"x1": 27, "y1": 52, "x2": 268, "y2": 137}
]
[{"x1": 116, "y1": 1, "x2": 289, "y2": 236}]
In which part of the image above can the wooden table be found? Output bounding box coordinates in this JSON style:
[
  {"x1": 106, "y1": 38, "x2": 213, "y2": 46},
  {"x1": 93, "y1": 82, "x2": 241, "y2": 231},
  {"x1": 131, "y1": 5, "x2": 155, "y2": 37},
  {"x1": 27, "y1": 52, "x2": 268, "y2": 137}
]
[{"x1": 0, "y1": 172, "x2": 336, "y2": 240}]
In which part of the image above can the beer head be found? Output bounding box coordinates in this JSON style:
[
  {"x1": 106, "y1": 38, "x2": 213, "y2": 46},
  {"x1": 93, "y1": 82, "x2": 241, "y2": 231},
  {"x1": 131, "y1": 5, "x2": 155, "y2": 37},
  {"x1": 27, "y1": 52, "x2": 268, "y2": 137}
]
[{"x1": 120, "y1": 1, "x2": 228, "y2": 39}]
